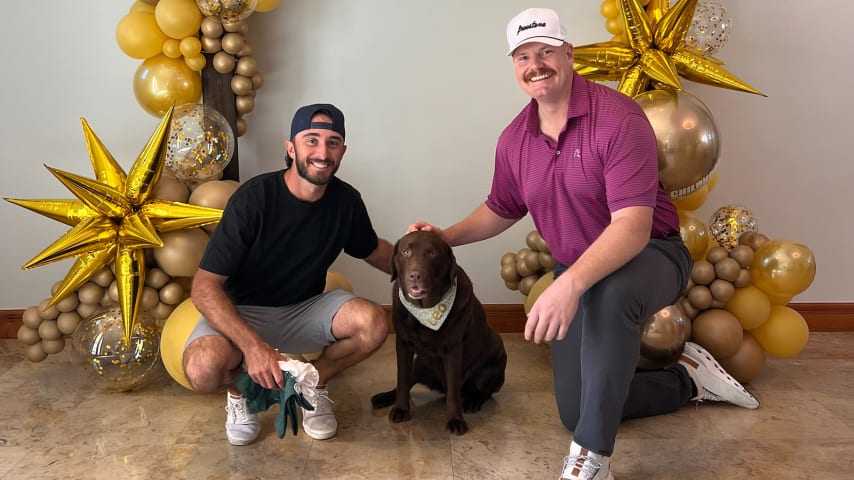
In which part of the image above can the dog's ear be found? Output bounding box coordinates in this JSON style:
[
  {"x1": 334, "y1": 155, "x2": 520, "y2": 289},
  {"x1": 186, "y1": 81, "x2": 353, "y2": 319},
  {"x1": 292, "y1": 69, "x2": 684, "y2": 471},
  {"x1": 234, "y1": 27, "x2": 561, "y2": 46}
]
[{"x1": 390, "y1": 238, "x2": 400, "y2": 282}]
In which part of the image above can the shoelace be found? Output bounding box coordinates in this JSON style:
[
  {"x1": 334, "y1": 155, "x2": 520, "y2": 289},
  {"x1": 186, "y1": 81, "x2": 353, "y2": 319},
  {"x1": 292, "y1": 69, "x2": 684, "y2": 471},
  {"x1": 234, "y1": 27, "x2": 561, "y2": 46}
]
[
  {"x1": 308, "y1": 390, "x2": 334, "y2": 415},
  {"x1": 561, "y1": 454, "x2": 603, "y2": 479},
  {"x1": 227, "y1": 399, "x2": 252, "y2": 424}
]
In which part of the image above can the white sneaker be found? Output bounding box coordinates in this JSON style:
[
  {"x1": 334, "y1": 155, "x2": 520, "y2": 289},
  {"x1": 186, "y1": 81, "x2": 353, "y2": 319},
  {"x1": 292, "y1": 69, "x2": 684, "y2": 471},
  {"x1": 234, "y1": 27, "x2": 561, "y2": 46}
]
[
  {"x1": 301, "y1": 388, "x2": 337, "y2": 440},
  {"x1": 679, "y1": 341, "x2": 760, "y2": 409},
  {"x1": 225, "y1": 392, "x2": 261, "y2": 445},
  {"x1": 560, "y1": 441, "x2": 614, "y2": 480}
]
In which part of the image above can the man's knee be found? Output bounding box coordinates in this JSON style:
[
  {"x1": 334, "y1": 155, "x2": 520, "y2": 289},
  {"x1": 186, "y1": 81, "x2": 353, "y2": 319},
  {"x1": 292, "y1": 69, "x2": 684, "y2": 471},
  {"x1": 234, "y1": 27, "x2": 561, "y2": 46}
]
[
  {"x1": 345, "y1": 299, "x2": 388, "y2": 347},
  {"x1": 183, "y1": 336, "x2": 236, "y2": 392}
]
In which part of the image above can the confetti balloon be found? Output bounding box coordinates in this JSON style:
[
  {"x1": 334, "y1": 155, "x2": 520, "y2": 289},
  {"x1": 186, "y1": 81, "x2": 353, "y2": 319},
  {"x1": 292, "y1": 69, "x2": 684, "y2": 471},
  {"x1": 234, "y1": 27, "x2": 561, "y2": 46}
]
[
  {"x1": 683, "y1": 2, "x2": 732, "y2": 56},
  {"x1": 196, "y1": 0, "x2": 258, "y2": 23},
  {"x1": 165, "y1": 104, "x2": 234, "y2": 185},
  {"x1": 70, "y1": 307, "x2": 161, "y2": 392},
  {"x1": 709, "y1": 204, "x2": 758, "y2": 250}
]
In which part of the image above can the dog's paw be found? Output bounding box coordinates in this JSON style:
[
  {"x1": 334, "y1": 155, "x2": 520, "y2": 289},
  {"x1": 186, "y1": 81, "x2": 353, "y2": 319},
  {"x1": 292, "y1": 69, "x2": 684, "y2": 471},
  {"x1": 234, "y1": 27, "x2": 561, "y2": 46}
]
[
  {"x1": 371, "y1": 390, "x2": 396, "y2": 409},
  {"x1": 389, "y1": 407, "x2": 411, "y2": 423},
  {"x1": 445, "y1": 417, "x2": 468, "y2": 436}
]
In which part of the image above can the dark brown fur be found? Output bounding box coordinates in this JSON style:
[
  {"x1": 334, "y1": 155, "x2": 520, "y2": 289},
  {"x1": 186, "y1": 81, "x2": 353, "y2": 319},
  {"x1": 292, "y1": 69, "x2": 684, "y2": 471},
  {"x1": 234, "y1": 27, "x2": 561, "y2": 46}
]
[{"x1": 370, "y1": 230, "x2": 507, "y2": 435}]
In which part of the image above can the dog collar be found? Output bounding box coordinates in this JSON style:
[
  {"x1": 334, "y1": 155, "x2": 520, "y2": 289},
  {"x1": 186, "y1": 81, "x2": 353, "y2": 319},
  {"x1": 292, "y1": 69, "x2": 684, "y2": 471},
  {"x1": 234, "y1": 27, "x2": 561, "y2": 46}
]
[{"x1": 398, "y1": 283, "x2": 457, "y2": 331}]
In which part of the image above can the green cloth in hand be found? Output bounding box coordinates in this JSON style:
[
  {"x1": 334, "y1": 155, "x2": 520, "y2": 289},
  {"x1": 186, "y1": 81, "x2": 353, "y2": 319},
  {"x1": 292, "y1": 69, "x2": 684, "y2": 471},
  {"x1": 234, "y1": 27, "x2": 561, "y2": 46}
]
[{"x1": 236, "y1": 371, "x2": 314, "y2": 438}]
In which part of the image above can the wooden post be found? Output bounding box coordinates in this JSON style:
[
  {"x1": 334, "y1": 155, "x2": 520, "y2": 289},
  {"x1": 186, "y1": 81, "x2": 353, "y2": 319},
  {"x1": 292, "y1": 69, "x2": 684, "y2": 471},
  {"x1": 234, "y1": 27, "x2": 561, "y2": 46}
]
[{"x1": 201, "y1": 52, "x2": 240, "y2": 182}]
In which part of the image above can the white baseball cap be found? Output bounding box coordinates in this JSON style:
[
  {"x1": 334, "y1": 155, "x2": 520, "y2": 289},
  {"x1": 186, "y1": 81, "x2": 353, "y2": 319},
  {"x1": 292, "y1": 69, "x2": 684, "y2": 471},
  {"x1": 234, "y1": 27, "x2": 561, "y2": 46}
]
[{"x1": 506, "y1": 7, "x2": 567, "y2": 56}]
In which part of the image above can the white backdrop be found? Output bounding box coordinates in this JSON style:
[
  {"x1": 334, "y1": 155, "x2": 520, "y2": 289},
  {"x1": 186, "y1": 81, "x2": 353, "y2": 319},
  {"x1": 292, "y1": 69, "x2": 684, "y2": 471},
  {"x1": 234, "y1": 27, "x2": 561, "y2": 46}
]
[{"x1": 1, "y1": 1, "x2": 851, "y2": 309}]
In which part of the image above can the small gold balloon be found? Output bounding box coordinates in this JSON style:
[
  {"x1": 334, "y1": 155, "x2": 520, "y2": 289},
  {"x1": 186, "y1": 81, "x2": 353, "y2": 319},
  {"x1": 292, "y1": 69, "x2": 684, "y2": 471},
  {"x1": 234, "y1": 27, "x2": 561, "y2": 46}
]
[
  {"x1": 220, "y1": 32, "x2": 245, "y2": 54},
  {"x1": 200, "y1": 35, "x2": 222, "y2": 53},
  {"x1": 236, "y1": 117, "x2": 247, "y2": 137},
  {"x1": 213, "y1": 51, "x2": 236, "y2": 73},
  {"x1": 200, "y1": 16, "x2": 224, "y2": 37},
  {"x1": 235, "y1": 95, "x2": 255, "y2": 114},
  {"x1": 231, "y1": 74, "x2": 253, "y2": 96},
  {"x1": 235, "y1": 56, "x2": 257, "y2": 77},
  {"x1": 251, "y1": 72, "x2": 264, "y2": 90}
]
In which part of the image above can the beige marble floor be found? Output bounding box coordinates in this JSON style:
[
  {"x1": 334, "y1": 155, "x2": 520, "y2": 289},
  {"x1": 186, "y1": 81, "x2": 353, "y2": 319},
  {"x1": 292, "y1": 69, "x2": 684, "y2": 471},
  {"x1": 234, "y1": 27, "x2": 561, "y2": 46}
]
[{"x1": 1, "y1": 332, "x2": 852, "y2": 479}]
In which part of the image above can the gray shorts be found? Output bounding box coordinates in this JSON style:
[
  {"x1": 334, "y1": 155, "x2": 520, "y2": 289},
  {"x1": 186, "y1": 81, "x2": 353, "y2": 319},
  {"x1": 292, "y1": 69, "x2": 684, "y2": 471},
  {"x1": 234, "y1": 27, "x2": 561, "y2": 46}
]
[{"x1": 184, "y1": 289, "x2": 356, "y2": 355}]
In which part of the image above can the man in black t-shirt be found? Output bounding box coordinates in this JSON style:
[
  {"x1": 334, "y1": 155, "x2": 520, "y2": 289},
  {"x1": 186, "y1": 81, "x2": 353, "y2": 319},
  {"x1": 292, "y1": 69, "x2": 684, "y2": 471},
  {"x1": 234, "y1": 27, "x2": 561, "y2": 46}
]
[{"x1": 183, "y1": 104, "x2": 393, "y2": 444}]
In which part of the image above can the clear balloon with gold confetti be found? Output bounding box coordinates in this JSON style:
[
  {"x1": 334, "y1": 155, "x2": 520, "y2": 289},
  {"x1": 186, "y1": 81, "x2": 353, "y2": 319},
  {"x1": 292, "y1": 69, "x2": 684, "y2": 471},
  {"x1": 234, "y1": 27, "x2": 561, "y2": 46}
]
[
  {"x1": 165, "y1": 103, "x2": 235, "y2": 186},
  {"x1": 70, "y1": 306, "x2": 161, "y2": 392},
  {"x1": 709, "y1": 204, "x2": 758, "y2": 250}
]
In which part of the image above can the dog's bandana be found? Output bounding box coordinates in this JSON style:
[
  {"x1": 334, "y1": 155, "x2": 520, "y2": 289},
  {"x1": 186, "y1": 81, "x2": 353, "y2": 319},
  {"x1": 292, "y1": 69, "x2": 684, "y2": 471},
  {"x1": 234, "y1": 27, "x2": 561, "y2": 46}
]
[{"x1": 398, "y1": 283, "x2": 457, "y2": 331}]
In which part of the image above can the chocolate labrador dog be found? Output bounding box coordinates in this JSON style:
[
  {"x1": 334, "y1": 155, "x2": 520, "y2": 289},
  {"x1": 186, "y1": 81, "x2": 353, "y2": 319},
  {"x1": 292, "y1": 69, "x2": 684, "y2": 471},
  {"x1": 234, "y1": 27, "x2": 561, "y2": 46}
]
[{"x1": 371, "y1": 230, "x2": 507, "y2": 435}]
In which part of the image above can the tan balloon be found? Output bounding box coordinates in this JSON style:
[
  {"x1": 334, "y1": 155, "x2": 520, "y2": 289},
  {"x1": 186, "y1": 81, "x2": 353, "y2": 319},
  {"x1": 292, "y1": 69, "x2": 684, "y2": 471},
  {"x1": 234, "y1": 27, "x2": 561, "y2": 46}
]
[
  {"x1": 223, "y1": 20, "x2": 245, "y2": 33},
  {"x1": 42, "y1": 338, "x2": 66, "y2": 355},
  {"x1": 188, "y1": 180, "x2": 238, "y2": 232},
  {"x1": 714, "y1": 257, "x2": 741, "y2": 283},
  {"x1": 236, "y1": 117, "x2": 247, "y2": 137},
  {"x1": 141, "y1": 286, "x2": 161, "y2": 310},
  {"x1": 538, "y1": 252, "x2": 556, "y2": 271},
  {"x1": 706, "y1": 246, "x2": 729, "y2": 264},
  {"x1": 690, "y1": 260, "x2": 715, "y2": 286},
  {"x1": 213, "y1": 51, "x2": 236, "y2": 73},
  {"x1": 221, "y1": 32, "x2": 245, "y2": 54},
  {"x1": 17, "y1": 325, "x2": 41, "y2": 345},
  {"x1": 55, "y1": 294, "x2": 80, "y2": 313},
  {"x1": 231, "y1": 74, "x2": 253, "y2": 96},
  {"x1": 159, "y1": 281, "x2": 186, "y2": 305},
  {"x1": 201, "y1": 35, "x2": 222, "y2": 53},
  {"x1": 38, "y1": 298, "x2": 59, "y2": 320},
  {"x1": 251, "y1": 73, "x2": 264, "y2": 90},
  {"x1": 153, "y1": 228, "x2": 210, "y2": 277},
  {"x1": 500, "y1": 252, "x2": 516, "y2": 266},
  {"x1": 152, "y1": 301, "x2": 176, "y2": 320},
  {"x1": 22, "y1": 306, "x2": 42, "y2": 329},
  {"x1": 718, "y1": 332, "x2": 766, "y2": 384},
  {"x1": 518, "y1": 274, "x2": 539, "y2": 296},
  {"x1": 235, "y1": 56, "x2": 258, "y2": 77},
  {"x1": 709, "y1": 279, "x2": 735, "y2": 304},
  {"x1": 500, "y1": 264, "x2": 520, "y2": 283},
  {"x1": 691, "y1": 309, "x2": 743, "y2": 359},
  {"x1": 146, "y1": 267, "x2": 171, "y2": 289},
  {"x1": 92, "y1": 267, "x2": 115, "y2": 287},
  {"x1": 76, "y1": 303, "x2": 100, "y2": 319},
  {"x1": 235, "y1": 95, "x2": 255, "y2": 115},
  {"x1": 524, "y1": 272, "x2": 554, "y2": 314},
  {"x1": 25, "y1": 343, "x2": 48, "y2": 362},
  {"x1": 153, "y1": 174, "x2": 190, "y2": 202},
  {"x1": 200, "y1": 16, "x2": 224, "y2": 38},
  {"x1": 687, "y1": 285, "x2": 713, "y2": 310},
  {"x1": 733, "y1": 268, "x2": 752, "y2": 289},
  {"x1": 77, "y1": 282, "x2": 104, "y2": 305},
  {"x1": 57, "y1": 311, "x2": 83, "y2": 335},
  {"x1": 38, "y1": 320, "x2": 62, "y2": 341}
]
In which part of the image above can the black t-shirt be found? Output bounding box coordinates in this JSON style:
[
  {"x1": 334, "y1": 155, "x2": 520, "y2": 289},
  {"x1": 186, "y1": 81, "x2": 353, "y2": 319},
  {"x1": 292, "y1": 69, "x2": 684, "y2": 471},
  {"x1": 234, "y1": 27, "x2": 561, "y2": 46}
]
[{"x1": 200, "y1": 169, "x2": 379, "y2": 306}]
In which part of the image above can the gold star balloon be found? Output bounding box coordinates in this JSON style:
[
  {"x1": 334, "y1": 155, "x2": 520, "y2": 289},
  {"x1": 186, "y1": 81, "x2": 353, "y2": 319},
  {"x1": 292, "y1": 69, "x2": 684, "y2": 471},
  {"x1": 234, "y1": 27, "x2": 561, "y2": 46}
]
[
  {"x1": 573, "y1": 0, "x2": 764, "y2": 97},
  {"x1": 6, "y1": 106, "x2": 224, "y2": 341}
]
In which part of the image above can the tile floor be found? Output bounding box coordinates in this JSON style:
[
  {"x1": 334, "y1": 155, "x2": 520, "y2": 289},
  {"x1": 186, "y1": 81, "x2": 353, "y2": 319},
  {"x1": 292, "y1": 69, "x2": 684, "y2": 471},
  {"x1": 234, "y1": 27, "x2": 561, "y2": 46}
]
[{"x1": 1, "y1": 332, "x2": 852, "y2": 479}]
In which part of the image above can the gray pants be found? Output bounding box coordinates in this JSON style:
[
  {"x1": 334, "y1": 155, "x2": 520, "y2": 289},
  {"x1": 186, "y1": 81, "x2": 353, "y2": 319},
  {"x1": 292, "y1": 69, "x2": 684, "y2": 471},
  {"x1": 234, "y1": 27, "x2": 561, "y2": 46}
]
[{"x1": 552, "y1": 236, "x2": 694, "y2": 456}]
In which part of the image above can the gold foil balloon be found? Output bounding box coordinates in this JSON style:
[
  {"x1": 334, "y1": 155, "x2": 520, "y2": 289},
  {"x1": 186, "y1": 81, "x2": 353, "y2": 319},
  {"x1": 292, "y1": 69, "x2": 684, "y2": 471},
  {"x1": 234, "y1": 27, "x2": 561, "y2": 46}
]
[
  {"x1": 709, "y1": 204, "x2": 758, "y2": 250},
  {"x1": 634, "y1": 88, "x2": 719, "y2": 199},
  {"x1": 196, "y1": 0, "x2": 258, "y2": 23},
  {"x1": 70, "y1": 307, "x2": 160, "y2": 392},
  {"x1": 683, "y1": 2, "x2": 732, "y2": 56},
  {"x1": 638, "y1": 304, "x2": 692, "y2": 369},
  {"x1": 677, "y1": 209, "x2": 710, "y2": 261},
  {"x1": 133, "y1": 54, "x2": 202, "y2": 117},
  {"x1": 165, "y1": 104, "x2": 234, "y2": 185},
  {"x1": 751, "y1": 239, "x2": 816, "y2": 299}
]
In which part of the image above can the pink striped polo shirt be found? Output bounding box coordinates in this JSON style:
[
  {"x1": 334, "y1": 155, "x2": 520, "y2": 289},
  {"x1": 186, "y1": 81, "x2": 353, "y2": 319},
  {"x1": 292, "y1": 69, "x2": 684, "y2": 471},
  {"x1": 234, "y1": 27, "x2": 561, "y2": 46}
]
[{"x1": 486, "y1": 72, "x2": 679, "y2": 266}]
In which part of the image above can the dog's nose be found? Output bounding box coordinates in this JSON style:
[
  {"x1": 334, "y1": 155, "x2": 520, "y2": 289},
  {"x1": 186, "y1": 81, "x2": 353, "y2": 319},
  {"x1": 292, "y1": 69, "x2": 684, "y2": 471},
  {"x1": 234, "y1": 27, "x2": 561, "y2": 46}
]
[{"x1": 407, "y1": 270, "x2": 422, "y2": 282}]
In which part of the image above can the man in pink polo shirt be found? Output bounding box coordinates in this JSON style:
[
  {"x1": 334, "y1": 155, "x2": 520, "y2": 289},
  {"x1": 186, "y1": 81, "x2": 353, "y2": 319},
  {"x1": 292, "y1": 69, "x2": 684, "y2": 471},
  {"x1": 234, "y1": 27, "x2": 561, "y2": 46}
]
[{"x1": 411, "y1": 7, "x2": 759, "y2": 480}]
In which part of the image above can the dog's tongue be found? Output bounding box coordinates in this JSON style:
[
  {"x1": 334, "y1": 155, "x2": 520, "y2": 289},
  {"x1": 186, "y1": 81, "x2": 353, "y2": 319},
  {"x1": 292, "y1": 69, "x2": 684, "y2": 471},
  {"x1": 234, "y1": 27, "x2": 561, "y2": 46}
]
[{"x1": 407, "y1": 287, "x2": 427, "y2": 300}]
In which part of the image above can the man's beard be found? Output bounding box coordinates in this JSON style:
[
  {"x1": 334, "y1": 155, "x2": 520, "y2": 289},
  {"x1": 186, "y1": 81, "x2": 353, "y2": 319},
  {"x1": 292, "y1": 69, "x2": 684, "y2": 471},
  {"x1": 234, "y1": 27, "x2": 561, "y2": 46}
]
[{"x1": 294, "y1": 151, "x2": 339, "y2": 186}]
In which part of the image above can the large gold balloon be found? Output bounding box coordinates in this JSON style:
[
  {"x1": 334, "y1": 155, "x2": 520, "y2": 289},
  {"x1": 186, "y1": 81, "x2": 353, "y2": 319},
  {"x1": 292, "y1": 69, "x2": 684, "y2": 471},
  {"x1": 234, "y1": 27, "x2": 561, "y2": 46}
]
[
  {"x1": 116, "y1": 12, "x2": 168, "y2": 59},
  {"x1": 677, "y1": 209, "x2": 710, "y2": 261},
  {"x1": 70, "y1": 307, "x2": 160, "y2": 392},
  {"x1": 638, "y1": 304, "x2": 691, "y2": 369},
  {"x1": 634, "y1": 89, "x2": 719, "y2": 199},
  {"x1": 524, "y1": 272, "x2": 554, "y2": 314},
  {"x1": 709, "y1": 204, "x2": 758, "y2": 250},
  {"x1": 751, "y1": 239, "x2": 816, "y2": 299},
  {"x1": 718, "y1": 332, "x2": 765, "y2": 384},
  {"x1": 154, "y1": 0, "x2": 203, "y2": 39},
  {"x1": 160, "y1": 297, "x2": 199, "y2": 390},
  {"x1": 725, "y1": 284, "x2": 771, "y2": 330},
  {"x1": 133, "y1": 54, "x2": 202, "y2": 117},
  {"x1": 750, "y1": 305, "x2": 809, "y2": 358}
]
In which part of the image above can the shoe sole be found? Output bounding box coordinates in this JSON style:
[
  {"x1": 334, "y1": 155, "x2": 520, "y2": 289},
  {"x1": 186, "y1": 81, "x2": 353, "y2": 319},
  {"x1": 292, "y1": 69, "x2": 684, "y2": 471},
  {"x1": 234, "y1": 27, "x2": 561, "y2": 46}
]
[
  {"x1": 683, "y1": 343, "x2": 759, "y2": 409},
  {"x1": 302, "y1": 426, "x2": 337, "y2": 440}
]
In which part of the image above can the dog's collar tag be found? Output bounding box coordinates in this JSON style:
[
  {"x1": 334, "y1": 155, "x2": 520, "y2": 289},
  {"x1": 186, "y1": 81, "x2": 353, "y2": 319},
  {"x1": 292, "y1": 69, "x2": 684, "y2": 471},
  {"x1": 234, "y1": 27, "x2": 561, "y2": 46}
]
[{"x1": 399, "y1": 283, "x2": 457, "y2": 331}]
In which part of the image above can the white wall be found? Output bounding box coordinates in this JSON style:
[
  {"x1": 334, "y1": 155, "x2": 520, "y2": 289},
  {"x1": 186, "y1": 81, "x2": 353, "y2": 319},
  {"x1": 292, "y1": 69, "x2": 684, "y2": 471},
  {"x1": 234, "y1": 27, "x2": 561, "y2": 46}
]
[{"x1": 1, "y1": 1, "x2": 851, "y2": 309}]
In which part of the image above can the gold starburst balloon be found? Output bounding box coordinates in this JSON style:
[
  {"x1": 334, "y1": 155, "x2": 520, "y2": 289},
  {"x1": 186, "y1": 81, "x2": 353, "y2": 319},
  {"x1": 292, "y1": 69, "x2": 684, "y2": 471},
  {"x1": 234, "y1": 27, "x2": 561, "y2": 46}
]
[
  {"x1": 6, "y1": 106, "x2": 223, "y2": 341},
  {"x1": 573, "y1": 0, "x2": 764, "y2": 97}
]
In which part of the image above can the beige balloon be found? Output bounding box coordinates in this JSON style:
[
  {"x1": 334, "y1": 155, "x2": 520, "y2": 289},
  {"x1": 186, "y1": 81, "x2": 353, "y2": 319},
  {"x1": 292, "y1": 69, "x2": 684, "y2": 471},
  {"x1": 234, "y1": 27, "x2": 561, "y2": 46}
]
[
  {"x1": 231, "y1": 74, "x2": 253, "y2": 96},
  {"x1": 42, "y1": 338, "x2": 66, "y2": 355},
  {"x1": 17, "y1": 325, "x2": 41, "y2": 345},
  {"x1": 223, "y1": 20, "x2": 245, "y2": 33},
  {"x1": 221, "y1": 32, "x2": 245, "y2": 54},
  {"x1": 56, "y1": 294, "x2": 80, "y2": 313},
  {"x1": 77, "y1": 282, "x2": 104, "y2": 305},
  {"x1": 152, "y1": 301, "x2": 176, "y2": 320},
  {"x1": 153, "y1": 228, "x2": 210, "y2": 277},
  {"x1": 201, "y1": 16, "x2": 224, "y2": 38},
  {"x1": 213, "y1": 51, "x2": 236, "y2": 73},
  {"x1": 38, "y1": 320, "x2": 62, "y2": 341},
  {"x1": 188, "y1": 179, "x2": 239, "y2": 232},
  {"x1": 146, "y1": 267, "x2": 171, "y2": 289},
  {"x1": 57, "y1": 311, "x2": 83, "y2": 335},
  {"x1": 235, "y1": 95, "x2": 255, "y2": 115},
  {"x1": 92, "y1": 266, "x2": 115, "y2": 287},
  {"x1": 235, "y1": 56, "x2": 257, "y2": 77},
  {"x1": 159, "y1": 281, "x2": 186, "y2": 305},
  {"x1": 22, "y1": 306, "x2": 42, "y2": 329},
  {"x1": 236, "y1": 117, "x2": 247, "y2": 137},
  {"x1": 142, "y1": 286, "x2": 161, "y2": 310},
  {"x1": 38, "y1": 298, "x2": 60, "y2": 320},
  {"x1": 251, "y1": 72, "x2": 264, "y2": 90},
  {"x1": 76, "y1": 302, "x2": 101, "y2": 319},
  {"x1": 153, "y1": 174, "x2": 190, "y2": 202},
  {"x1": 25, "y1": 343, "x2": 48, "y2": 362},
  {"x1": 201, "y1": 35, "x2": 222, "y2": 53}
]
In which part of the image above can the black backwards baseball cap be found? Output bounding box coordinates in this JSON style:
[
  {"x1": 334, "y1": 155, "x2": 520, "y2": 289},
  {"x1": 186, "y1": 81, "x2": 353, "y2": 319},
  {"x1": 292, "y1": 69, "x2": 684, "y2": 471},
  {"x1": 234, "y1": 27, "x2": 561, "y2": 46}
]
[{"x1": 290, "y1": 103, "x2": 346, "y2": 140}]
